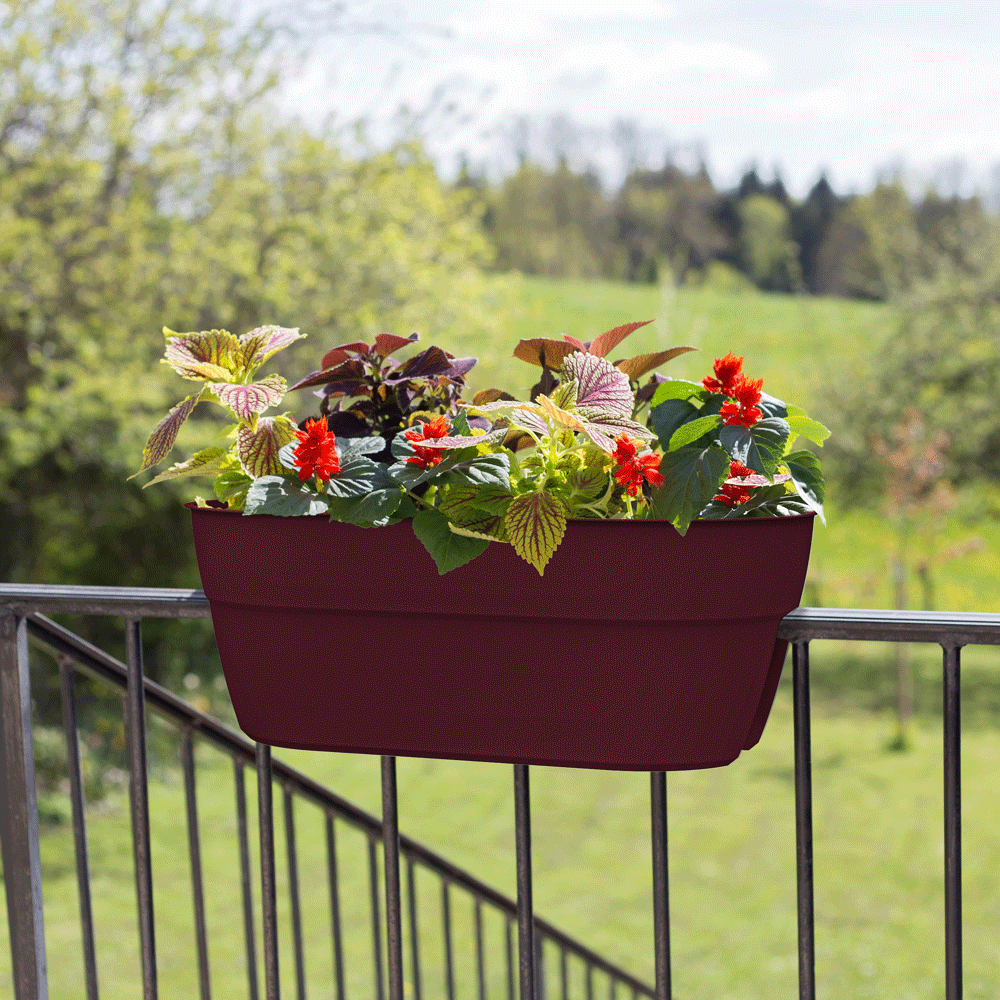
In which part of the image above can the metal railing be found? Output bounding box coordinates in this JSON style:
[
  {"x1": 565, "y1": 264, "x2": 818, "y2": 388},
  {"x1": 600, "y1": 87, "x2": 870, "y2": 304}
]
[{"x1": 2, "y1": 585, "x2": 999, "y2": 1000}]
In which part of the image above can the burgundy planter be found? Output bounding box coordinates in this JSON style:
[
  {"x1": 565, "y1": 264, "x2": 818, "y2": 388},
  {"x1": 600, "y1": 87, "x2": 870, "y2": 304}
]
[{"x1": 189, "y1": 504, "x2": 814, "y2": 771}]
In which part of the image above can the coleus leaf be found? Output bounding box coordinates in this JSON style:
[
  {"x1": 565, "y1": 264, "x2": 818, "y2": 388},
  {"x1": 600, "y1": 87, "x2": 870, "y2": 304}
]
[
  {"x1": 535, "y1": 394, "x2": 587, "y2": 433},
  {"x1": 162, "y1": 328, "x2": 240, "y2": 381},
  {"x1": 237, "y1": 415, "x2": 298, "y2": 477},
  {"x1": 783, "y1": 449, "x2": 826, "y2": 523},
  {"x1": 237, "y1": 326, "x2": 304, "y2": 370},
  {"x1": 719, "y1": 416, "x2": 790, "y2": 478},
  {"x1": 577, "y1": 413, "x2": 657, "y2": 452},
  {"x1": 439, "y1": 486, "x2": 510, "y2": 540},
  {"x1": 131, "y1": 388, "x2": 207, "y2": 476},
  {"x1": 213, "y1": 469, "x2": 254, "y2": 506},
  {"x1": 244, "y1": 476, "x2": 331, "y2": 517},
  {"x1": 210, "y1": 375, "x2": 287, "y2": 420},
  {"x1": 141, "y1": 445, "x2": 228, "y2": 487},
  {"x1": 512, "y1": 338, "x2": 582, "y2": 369},
  {"x1": 387, "y1": 346, "x2": 455, "y2": 383},
  {"x1": 288, "y1": 358, "x2": 369, "y2": 392},
  {"x1": 615, "y1": 346, "x2": 697, "y2": 381},
  {"x1": 412, "y1": 425, "x2": 510, "y2": 450},
  {"x1": 374, "y1": 332, "x2": 419, "y2": 357},
  {"x1": 504, "y1": 490, "x2": 567, "y2": 575},
  {"x1": 647, "y1": 445, "x2": 730, "y2": 535},
  {"x1": 562, "y1": 352, "x2": 633, "y2": 418},
  {"x1": 412, "y1": 508, "x2": 490, "y2": 574},
  {"x1": 667, "y1": 413, "x2": 723, "y2": 452},
  {"x1": 587, "y1": 319, "x2": 653, "y2": 358}
]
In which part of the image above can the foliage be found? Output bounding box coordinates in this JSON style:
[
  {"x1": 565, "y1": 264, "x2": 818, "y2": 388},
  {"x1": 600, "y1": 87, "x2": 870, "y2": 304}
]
[{"x1": 137, "y1": 320, "x2": 827, "y2": 575}]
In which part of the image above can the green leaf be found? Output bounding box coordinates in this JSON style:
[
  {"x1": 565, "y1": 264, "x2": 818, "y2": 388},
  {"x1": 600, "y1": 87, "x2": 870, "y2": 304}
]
[
  {"x1": 326, "y1": 457, "x2": 401, "y2": 499},
  {"x1": 649, "y1": 398, "x2": 701, "y2": 452},
  {"x1": 787, "y1": 413, "x2": 831, "y2": 446},
  {"x1": 141, "y1": 445, "x2": 228, "y2": 487},
  {"x1": 214, "y1": 469, "x2": 254, "y2": 504},
  {"x1": 324, "y1": 488, "x2": 402, "y2": 527},
  {"x1": 504, "y1": 490, "x2": 567, "y2": 575},
  {"x1": 244, "y1": 476, "x2": 330, "y2": 516},
  {"x1": 647, "y1": 445, "x2": 729, "y2": 534},
  {"x1": 649, "y1": 380, "x2": 706, "y2": 407},
  {"x1": 411, "y1": 508, "x2": 490, "y2": 574},
  {"x1": 784, "y1": 449, "x2": 826, "y2": 523},
  {"x1": 719, "y1": 416, "x2": 790, "y2": 478},
  {"x1": 443, "y1": 452, "x2": 511, "y2": 488},
  {"x1": 667, "y1": 413, "x2": 723, "y2": 452}
]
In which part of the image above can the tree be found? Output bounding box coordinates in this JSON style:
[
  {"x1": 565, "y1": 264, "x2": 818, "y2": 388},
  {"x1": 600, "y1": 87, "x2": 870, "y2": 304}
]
[
  {"x1": 0, "y1": 0, "x2": 511, "y2": 689},
  {"x1": 736, "y1": 195, "x2": 802, "y2": 292}
]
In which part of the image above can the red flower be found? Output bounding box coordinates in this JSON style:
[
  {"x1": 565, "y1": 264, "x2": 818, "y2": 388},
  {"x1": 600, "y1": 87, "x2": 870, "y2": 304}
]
[
  {"x1": 702, "y1": 353, "x2": 744, "y2": 395},
  {"x1": 712, "y1": 460, "x2": 755, "y2": 507},
  {"x1": 612, "y1": 434, "x2": 664, "y2": 497},
  {"x1": 292, "y1": 417, "x2": 340, "y2": 483},
  {"x1": 404, "y1": 416, "x2": 451, "y2": 469},
  {"x1": 720, "y1": 375, "x2": 763, "y2": 428}
]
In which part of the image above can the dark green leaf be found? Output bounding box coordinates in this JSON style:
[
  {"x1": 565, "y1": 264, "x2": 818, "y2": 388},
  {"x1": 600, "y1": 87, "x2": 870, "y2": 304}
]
[
  {"x1": 324, "y1": 487, "x2": 402, "y2": 527},
  {"x1": 719, "y1": 416, "x2": 790, "y2": 477},
  {"x1": 649, "y1": 398, "x2": 701, "y2": 452},
  {"x1": 411, "y1": 508, "x2": 490, "y2": 574},
  {"x1": 647, "y1": 445, "x2": 729, "y2": 534},
  {"x1": 784, "y1": 449, "x2": 826, "y2": 523},
  {"x1": 244, "y1": 476, "x2": 330, "y2": 516},
  {"x1": 325, "y1": 457, "x2": 399, "y2": 498}
]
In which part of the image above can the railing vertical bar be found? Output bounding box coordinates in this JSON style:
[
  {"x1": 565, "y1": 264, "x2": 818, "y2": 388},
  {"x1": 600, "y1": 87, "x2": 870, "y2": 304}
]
[
  {"x1": 943, "y1": 643, "x2": 963, "y2": 1000},
  {"x1": 586, "y1": 963, "x2": 594, "y2": 1000},
  {"x1": 650, "y1": 771, "x2": 671, "y2": 1000},
  {"x1": 124, "y1": 617, "x2": 157, "y2": 1000},
  {"x1": 59, "y1": 655, "x2": 100, "y2": 1000},
  {"x1": 535, "y1": 932, "x2": 545, "y2": 1000},
  {"x1": 256, "y1": 743, "x2": 280, "y2": 1000},
  {"x1": 514, "y1": 764, "x2": 536, "y2": 1000},
  {"x1": 475, "y1": 898, "x2": 487, "y2": 1000},
  {"x1": 792, "y1": 640, "x2": 816, "y2": 1000},
  {"x1": 381, "y1": 756, "x2": 405, "y2": 1000},
  {"x1": 181, "y1": 729, "x2": 211, "y2": 1000},
  {"x1": 609, "y1": 975, "x2": 617, "y2": 1000},
  {"x1": 369, "y1": 835, "x2": 386, "y2": 1000},
  {"x1": 506, "y1": 916, "x2": 515, "y2": 1000},
  {"x1": 283, "y1": 786, "x2": 306, "y2": 1000},
  {"x1": 0, "y1": 613, "x2": 48, "y2": 1000},
  {"x1": 441, "y1": 878, "x2": 455, "y2": 1000},
  {"x1": 234, "y1": 759, "x2": 260, "y2": 1000},
  {"x1": 560, "y1": 947, "x2": 568, "y2": 1000},
  {"x1": 406, "y1": 857, "x2": 422, "y2": 1000},
  {"x1": 325, "y1": 814, "x2": 346, "y2": 1000}
]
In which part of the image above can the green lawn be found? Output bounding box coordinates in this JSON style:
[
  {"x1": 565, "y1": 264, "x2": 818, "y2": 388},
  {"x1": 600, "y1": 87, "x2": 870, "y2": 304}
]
[{"x1": 3, "y1": 276, "x2": 999, "y2": 998}]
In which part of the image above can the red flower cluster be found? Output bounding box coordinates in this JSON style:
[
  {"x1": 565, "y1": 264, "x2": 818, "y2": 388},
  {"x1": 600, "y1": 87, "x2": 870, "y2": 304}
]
[
  {"x1": 612, "y1": 434, "x2": 664, "y2": 497},
  {"x1": 702, "y1": 353, "x2": 763, "y2": 428},
  {"x1": 292, "y1": 417, "x2": 340, "y2": 483},
  {"x1": 404, "y1": 416, "x2": 451, "y2": 469},
  {"x1": 712, "y1": 460, "x2": 755, "y2": 507}
]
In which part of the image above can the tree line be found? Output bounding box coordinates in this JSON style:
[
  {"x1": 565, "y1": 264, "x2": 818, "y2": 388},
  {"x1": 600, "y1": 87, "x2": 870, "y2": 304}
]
[{"x1": 465, "y1": 156, "x2": 996, "y2": 300}]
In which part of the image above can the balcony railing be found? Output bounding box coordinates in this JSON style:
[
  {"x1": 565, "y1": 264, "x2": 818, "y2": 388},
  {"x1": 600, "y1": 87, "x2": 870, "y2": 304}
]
[{"x1": 2, "y1": 584, "x2": 999, "y2": 1000}]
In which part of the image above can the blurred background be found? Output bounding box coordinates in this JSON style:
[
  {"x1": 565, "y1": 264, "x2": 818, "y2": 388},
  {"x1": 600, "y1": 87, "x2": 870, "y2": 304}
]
[{"x1": 3, "y1": 2, "x2": 1000, "y2": 996}]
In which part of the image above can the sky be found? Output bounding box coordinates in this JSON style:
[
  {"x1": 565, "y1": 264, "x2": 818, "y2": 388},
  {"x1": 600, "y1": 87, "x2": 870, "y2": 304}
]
[{"x1": 280, "y1": 0, "x2": 1000, "y2": 197}]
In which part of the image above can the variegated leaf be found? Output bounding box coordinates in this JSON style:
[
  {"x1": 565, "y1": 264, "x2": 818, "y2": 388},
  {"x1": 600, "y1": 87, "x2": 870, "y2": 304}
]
[
  {"x1": 162, "y1": 328, "x2": 241, "y2": 381},
  {"x1": 412, "y1": 424, "x2": 510, "y2": 450},
  {"x1": 535, "y1": 394, "x2": 586, "y2": 432},
  {"x1": 579, "y1": 413, "x2": 657, "y2": 452},
  {"x1": 561, "y1": 352, "x2": 633, "y2": 417},
  {"x1": 210, "y1": 375, "x2": 287, "y2": 420},
  {"x1": 131, "y1": 389, "x2": 206, "y2": 475},
  {"x1": 505, "y1": 490, "x2": 567, "y2": 575},
  {"x1": 237, "y1": 415, "x2": 298, "y2": 477},
  {"x1": 141, "y1": 445, "x2": 228, "y2": 487},
  {"x1": 238, "y1": 325, "x2": 304, "y2": 369}
]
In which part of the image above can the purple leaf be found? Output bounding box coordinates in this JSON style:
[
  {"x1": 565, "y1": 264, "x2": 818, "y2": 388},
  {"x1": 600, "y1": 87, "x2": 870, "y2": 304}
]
[
  {"x1": 238, "y1": 326, "x2": 304, "y2": 369},
  {"x1": 133, "y1": 390, "x2": 205, "y2": 474},
  {"x1": 210, "y1": 375, "x2": 286, "y2": 420},
  {"x1": 162, "y1": 328, "x2": 240, "y2": 381},
  {"x1": 562, "y1": 352, "x2": 633, "y2": 417},
  {"x1": 237, "y1": 416, "x2": 298, "y2": 477}
]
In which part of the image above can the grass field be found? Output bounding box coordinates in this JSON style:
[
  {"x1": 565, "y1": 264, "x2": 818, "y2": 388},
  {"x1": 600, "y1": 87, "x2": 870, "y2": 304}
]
[{"x1": 3, "y1": 276, "x2": 1000, "y2": 998}]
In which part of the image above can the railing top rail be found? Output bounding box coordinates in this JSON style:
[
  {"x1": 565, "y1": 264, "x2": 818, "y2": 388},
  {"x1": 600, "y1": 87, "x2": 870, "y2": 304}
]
[
  {"x1": 779, "y1": 606, "x2": 1000, "y2": 645},
  {"x1": 0, "y1": 583, "x2": 210, "y2": 618}
]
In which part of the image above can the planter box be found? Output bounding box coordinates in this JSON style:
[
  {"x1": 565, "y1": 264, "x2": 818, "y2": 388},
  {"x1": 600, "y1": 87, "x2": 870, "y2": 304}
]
[{"x1": 190, "y1": 505, "x2": 814, "y2": 770}]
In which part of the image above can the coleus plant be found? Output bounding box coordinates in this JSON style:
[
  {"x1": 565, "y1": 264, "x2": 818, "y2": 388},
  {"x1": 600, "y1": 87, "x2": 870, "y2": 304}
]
[{"x1": 135, "y1": 320, "x2": 828, "y2": 575}]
